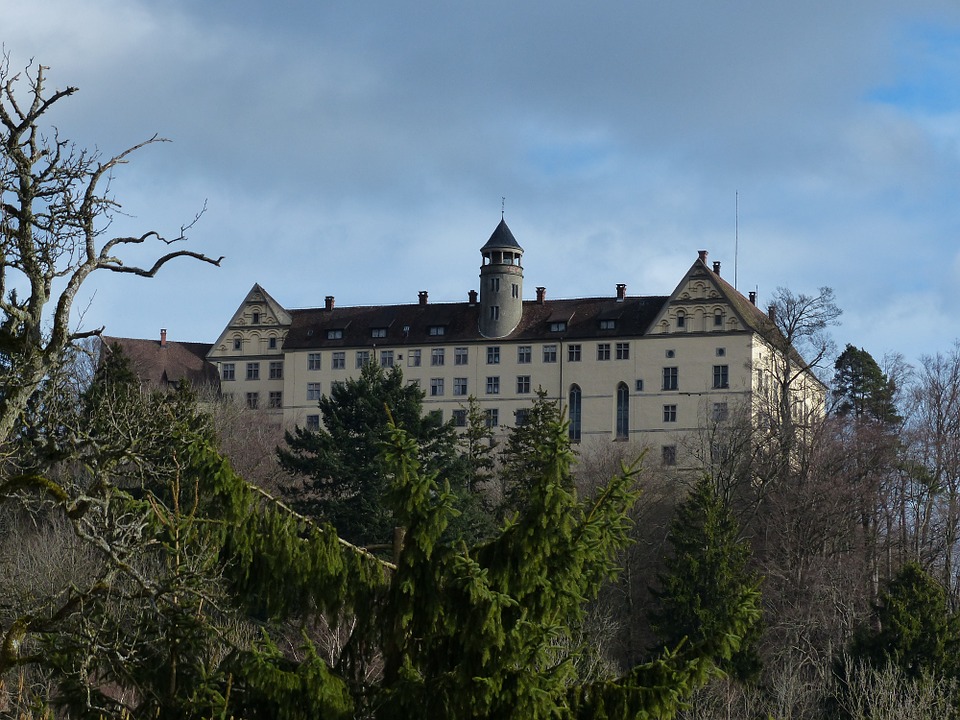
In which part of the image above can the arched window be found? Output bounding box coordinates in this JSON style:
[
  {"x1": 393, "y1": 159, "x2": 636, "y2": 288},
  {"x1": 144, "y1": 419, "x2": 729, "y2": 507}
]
[
  {"x1": 616, "y1": 382, "x2": 629, "y2": 440},
  {"x1": 569, "y1": 385, "x2": 582, "y2": 442}
]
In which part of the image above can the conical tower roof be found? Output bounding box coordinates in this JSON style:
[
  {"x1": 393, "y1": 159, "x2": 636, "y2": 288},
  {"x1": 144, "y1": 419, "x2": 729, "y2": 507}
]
[{"x1": 480, "y1": 219, "x2": 523, "y2": 252}]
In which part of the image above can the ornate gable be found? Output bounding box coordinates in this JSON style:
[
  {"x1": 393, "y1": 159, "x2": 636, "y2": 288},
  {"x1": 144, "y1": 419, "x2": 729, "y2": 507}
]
[
  {"x1": 208, "y1": 284, "x2": 292, "y2": 359},
  {"x1": 650, "y1": 252, "x2": 747, "y2": 335}
]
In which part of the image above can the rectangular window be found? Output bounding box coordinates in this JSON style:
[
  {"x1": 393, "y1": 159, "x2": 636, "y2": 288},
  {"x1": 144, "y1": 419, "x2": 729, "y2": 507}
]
[
  {"x1": 543, "y1": 344, "x2": 557, "y2": 363},
  {"x1": 599, "y1": 319, "x2": 616, "y2": 330},
  {"x1": 713, "y1": 402, "x2": 729, "y2": 421},
  {"x1": 662, "y1": 367, "x2": 678, "y2": 390},
  {"x1": 269, "y1": 361, "x2": 283, "y2": 379},
  {"x1": 662, "y1": 445, "x2": 677, "y2": 466},
  {"x1": 246, "y1": 392, "x2": 259, "y2": 409},
  {"x1": 452, "y1": 409, "x2": 467, "y2": 427},
  {"x1": 549, "y1": 321, "x2": 567, "y2": 332},
  {"x1": 233, "y1": 338, "x2": 242, "y2": 351},
  {"x1": 431, "y1": 348, "x2": 445, "y2": 366},
  {"x1": 221, "y1": 363, "x2": 235, "y2": 381},
  {"x1": 454, "y1": 347, "x2": 468, "y2": 365},
  {"x1": 380, "y1": 350, "x2": 394, "y2": 368},
  {"x1": 616, "y1": 342, "x2": 630, "y2": 360},
  {"x1": 635, "y1": 378, "x2": 644, "y2": 392},
  {"x1": 517, "y1": 346, "x2": 532, "y2": 364},
  {"x1": 454, "y1": 377, "x2": 468, "y2": 396},
  {"x1": 356, "y1": 350, "x2": 370, "y2": 368},
  {"x1": 269, "y1": 337, "x2": 278, "y2": 349},
  {"x1": 308, "y1": 352, "x2": 322, "y2": 370},
  {"x1": 327, "y1": 329, "x2": 343, "y2": 340},
  {"x1": 408, "y1": 349, "x2": 421, "y2": 367},
  {"x1": 713, "y1": 365, "x2": 729, "y2": 388},
  {"x1": 332, "y1": 351, "x2": 345, "y2": 370},
  {"x1": 484, "y1": 409, "x2": 499, "y2": 428},
  {"x1": 663, "y1": 404, "x2": 677, "y2": 422},
  {"x1": 486, "y1": 376, "x2": 500, "y2": 394},
  {"x1": 428, "y1": 326, "x2": 446, "y2": 336},
  {"x1": 512, "y1": 283, "x2": 519, "y2": 298},
  {"x1": 307, "y1": 382, "x2": 322, "y2": 401},
  {"x1": 252, "y1": 311, "x2": 260, "y2": 324},
  {"x1": 246, "y1": 362, "x2": 260, "y2": 380},
  {"x1": 490, "y1": 277, "x2": 500, "y2": 292},
  {"x1": 430, "y1": 378, "x2": 444, "y2": 396},
  {"x1": 597, "y1": 343, "x2": 611, "y2": 361},
  {"x1": 268, "y1": 391, "x2": 283, "y2": 409},
  {"x1": 487, "y1": 346, "x2": 500, "y2": 364},
  {"x1": 568, "y1": 344, "x2": 582, "y2": 362},
  {"x1": 371, "y1": 328, "x2": 387, "y2": 338},
  {"x1": 306, "y1": 414, "x2": 320, "y2": 431},
  {"x1": 714, "y1": 312, "x2": 724, "y2": 327},
  {"x1": 515, "y1": 408, "x2": 530, "y2": 426},
  {"x1": 517, "y1": 375, "x2": 531, "y2": 394}
]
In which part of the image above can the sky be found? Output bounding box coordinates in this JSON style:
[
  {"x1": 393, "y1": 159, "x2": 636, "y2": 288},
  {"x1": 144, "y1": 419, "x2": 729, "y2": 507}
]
[{"x1": 3, "y1": 1, "x2": 960, "y2": 370}]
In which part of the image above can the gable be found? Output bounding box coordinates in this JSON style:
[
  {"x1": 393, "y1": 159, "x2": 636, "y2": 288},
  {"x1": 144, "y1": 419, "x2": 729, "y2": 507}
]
[
  {"x1": 650, "y1": 255, "x2": 748, "y2": 335},
  {"x1": 208, "y1": 284, "x2": 292, "y2": 359}
]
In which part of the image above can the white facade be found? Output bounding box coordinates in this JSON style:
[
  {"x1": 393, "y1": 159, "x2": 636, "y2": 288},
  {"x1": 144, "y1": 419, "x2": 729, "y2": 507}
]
[{"x1": 206, "y1": 224, "x2": 825, "y2": 468}]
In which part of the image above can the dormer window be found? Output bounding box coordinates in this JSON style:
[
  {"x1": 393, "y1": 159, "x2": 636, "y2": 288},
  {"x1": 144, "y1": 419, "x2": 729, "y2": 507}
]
[
  {"x1": 371, "y1": 328, "x2": 387, "y2": 338},
  {"x1": 327, "y1": 329, "x2": 343, "y2": 340},
  {"x1": 428, "y1": 325, "x2": 446, "y2": 336},
  {"x1": 549, "y1": 321, "x2": 567, "y2": 332},
  {"x1": 599, "y1": 319, "x2": 616, "y2": 330}
]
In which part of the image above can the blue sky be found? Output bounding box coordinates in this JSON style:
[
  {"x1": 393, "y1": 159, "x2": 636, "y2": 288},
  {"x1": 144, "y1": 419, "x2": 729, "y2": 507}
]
[{"x1": 4, "y1": 1, "x2": 960, "y2": 370}]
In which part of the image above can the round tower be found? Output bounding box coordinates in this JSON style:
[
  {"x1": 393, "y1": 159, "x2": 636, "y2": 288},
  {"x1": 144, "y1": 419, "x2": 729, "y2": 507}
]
[{"x1": 479, "y1": 218, "x2": 524, "y2": 338}]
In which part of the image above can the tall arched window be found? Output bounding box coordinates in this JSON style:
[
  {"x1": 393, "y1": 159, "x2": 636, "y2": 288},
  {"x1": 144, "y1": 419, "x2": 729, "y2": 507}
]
[
  {"x1": 569, "y1": 385, "x2": 582, "y2": 442},
  {"x1": 616, "y1": 382, "x2": 629, "y2": 440}
]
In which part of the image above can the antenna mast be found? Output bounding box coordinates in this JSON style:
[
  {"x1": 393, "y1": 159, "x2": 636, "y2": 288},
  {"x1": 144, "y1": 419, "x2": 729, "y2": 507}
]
[{"x1": 734, "y1": 191, "x2": 739, "y2": 290}]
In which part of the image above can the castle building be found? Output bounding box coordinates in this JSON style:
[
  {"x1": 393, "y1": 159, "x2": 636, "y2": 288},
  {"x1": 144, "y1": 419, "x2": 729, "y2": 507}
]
[{"x1": 203, "y1": 219, "x2": 825, "y2": 468}]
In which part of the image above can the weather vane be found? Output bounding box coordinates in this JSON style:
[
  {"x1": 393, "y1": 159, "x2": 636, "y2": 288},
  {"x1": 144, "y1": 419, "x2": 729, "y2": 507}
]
[{"x1": 501, "y1": 196, "x2": 505, "y2": 220}]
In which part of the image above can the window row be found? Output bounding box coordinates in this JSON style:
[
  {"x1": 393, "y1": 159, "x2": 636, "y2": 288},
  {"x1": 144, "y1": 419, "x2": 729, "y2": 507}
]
[
  {"x1": 428, "y1": 376, "x2": 535, "y2": 397},
  {"x1": 231, "y1": 336, "x2": 280, "y2": 351},
  {"x1": 243, "y1": 391, "x2": 283, "y2": 409},
  {"x1": 222, "y1": 361, "x2": 284, "y2": 381}
]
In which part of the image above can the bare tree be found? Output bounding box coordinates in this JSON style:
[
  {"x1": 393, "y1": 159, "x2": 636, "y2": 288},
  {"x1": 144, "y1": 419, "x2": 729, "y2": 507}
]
[{"x1": 0, "y1": 57, "x2": 221, "y2": 444}]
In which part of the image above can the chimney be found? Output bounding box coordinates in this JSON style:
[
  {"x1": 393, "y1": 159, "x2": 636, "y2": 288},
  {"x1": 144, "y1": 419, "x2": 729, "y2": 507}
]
[
  {"x1": 749, "y1": 291, "x2": 756, "y2": 306},
  {"x1": 712, "y1": 261, "x2": 721, "y2": 275},
  {"x1": 418, "y1": 291, "x2": 428, "y2": 306},
  {"x1": 768, "y1": 305, "x2": 776, "y2": 322},
  {"x1": 616, "y1": 283, "x2": 626, "y2": 302},
  {"x1": 698, "y1": 250, "x2": 708, "y2": 263},
  {"x1": 160, "y1": 328, "x2": 167, "y2": 347},
  {"x1": 468, "y1": 289, "x2": 478, "y2": 305},
  {"x1": 324, "y1": 295, "x2": 335, "y2": 311},
  {"x1": 536, "y1": 286, "x2": 546, "y2": 304}
]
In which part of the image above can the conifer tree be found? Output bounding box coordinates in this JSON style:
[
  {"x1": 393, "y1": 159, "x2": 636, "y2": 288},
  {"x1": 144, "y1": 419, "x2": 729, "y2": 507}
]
[
  {"x1": 649, "y1": 477, "x2": 763, "y2": 683},
  {"x1": 849, "y1": 562, "x2": 960, "y2": 680},
  {"x1": 833, "y1": 344, "x2": 901, "y2": 425},
  {"x1": 277, "y1": 362, "x2": 465, "y2": 546}
]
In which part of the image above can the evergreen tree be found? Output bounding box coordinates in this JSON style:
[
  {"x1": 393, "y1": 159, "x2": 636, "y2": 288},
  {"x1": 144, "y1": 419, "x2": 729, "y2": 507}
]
[
  {"x1": 849, "y1": 562, "x2": 960, "y2": 680},
  {"x1": 497, "y1": 388, "x2": 566, "y2": 516},
  {"x1": 833, "y1": 344, "x2": 901, "y2": 425},
  {"x1": 278, "y1": 362, "x2": 464, "y2": 546},
  {"x1": 649, "y1": 477, "x2": 763, "y2": 683}
]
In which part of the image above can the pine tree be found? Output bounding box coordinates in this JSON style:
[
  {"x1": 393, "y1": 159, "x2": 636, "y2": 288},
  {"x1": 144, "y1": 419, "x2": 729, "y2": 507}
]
[
  {"x1": 849, "y1": 562, "x2": 960, "y2": 680},
  {"x1": 649, "y1": 477, "x2": 763, "y2": 683},
  {"x1": 278, "y1": 362, "x2": 465, "y2": 546},
  {"x1": 833, "y1": 344, "x2": 900, "y2": 425}
]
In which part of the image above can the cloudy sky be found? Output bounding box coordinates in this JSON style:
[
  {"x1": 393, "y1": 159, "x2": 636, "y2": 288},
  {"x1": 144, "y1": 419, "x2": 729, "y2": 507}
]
[{"x1": 4, "y1": 1, "x2": 960, "y2": 368}]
